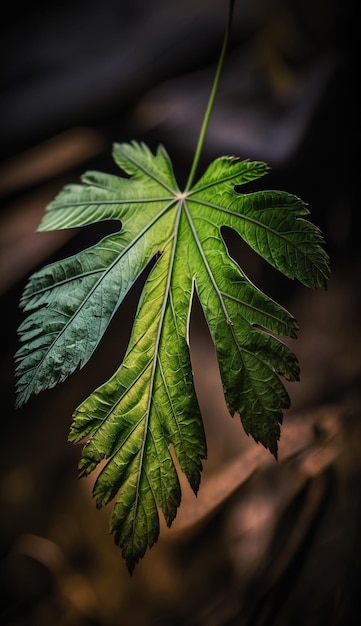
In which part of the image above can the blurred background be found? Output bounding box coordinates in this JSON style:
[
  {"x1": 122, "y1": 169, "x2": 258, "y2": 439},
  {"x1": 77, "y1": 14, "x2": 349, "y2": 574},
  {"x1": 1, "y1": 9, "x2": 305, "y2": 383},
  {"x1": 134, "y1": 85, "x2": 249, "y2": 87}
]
[{"x1": 1, "y1": 1, "x2": 360, "y2": 624}]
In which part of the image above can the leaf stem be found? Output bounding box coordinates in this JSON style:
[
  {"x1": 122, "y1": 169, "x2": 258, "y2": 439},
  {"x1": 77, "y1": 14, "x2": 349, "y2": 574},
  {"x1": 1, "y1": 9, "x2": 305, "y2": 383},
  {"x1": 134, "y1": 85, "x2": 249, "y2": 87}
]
[{"x1": 185, "y1": 0, "x2": 235, "y2": 191}]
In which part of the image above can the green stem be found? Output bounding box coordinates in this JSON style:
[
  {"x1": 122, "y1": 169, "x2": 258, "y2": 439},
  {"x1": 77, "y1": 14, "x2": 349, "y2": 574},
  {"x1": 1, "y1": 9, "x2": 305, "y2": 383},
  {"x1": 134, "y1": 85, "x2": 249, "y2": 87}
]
[{"x1": 185, "y1": 0, "x2": 235, "y2": 191}]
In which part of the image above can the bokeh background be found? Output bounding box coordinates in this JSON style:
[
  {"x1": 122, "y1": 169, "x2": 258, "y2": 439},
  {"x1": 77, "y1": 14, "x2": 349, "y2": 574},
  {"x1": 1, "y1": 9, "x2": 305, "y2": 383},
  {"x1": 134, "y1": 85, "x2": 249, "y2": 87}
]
[{"x1": 1, "y1": 1, "x2": 360, "y2": 624}]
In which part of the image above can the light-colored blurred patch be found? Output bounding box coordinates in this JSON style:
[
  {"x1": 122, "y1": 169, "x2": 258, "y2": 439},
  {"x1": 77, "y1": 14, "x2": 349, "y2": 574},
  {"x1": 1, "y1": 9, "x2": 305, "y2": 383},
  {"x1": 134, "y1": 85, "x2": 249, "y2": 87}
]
[{"x1": 0, "y1": 128, "x2": 105, "y2": 197}]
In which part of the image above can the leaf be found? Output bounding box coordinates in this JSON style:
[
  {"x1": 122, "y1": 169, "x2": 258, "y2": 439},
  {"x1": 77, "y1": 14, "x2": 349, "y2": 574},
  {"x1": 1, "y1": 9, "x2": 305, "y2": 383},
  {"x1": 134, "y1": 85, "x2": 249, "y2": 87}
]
[{"x1": 15, "y1": 141, "x2": 330, "y2": 572}]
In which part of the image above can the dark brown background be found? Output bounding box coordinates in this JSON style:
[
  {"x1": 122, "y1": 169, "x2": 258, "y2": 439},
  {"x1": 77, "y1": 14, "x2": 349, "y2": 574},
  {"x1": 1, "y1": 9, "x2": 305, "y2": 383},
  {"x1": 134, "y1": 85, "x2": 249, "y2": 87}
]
[{"x1": 1, "y1": 1, "x2": 360, "y2": 624}]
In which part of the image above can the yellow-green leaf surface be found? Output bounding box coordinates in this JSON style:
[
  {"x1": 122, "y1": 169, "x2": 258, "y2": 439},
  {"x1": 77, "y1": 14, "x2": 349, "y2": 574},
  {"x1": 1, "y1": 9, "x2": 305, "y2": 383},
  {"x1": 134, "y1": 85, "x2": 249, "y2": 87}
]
[{"x1": 15, "y1": 141, "x2": 330, "y2": 571}]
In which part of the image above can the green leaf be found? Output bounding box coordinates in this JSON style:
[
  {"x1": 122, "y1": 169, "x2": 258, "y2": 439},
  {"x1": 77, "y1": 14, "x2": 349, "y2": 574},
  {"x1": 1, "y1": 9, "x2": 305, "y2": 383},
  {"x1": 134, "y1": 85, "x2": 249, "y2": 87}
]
[{"x1": 15, "y1": 140, "x2": 330, "y2": 572}]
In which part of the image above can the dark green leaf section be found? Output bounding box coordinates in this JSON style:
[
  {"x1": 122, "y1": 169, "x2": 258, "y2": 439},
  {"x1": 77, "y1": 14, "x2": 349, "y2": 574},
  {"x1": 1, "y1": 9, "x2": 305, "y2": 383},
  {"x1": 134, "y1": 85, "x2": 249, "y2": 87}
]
[
  {"x1": 15, "y1": 144, "x2": 178, "y2": 406},
  {"x1": 15, "y1": 142, "x2": 330, "y2": 571}
]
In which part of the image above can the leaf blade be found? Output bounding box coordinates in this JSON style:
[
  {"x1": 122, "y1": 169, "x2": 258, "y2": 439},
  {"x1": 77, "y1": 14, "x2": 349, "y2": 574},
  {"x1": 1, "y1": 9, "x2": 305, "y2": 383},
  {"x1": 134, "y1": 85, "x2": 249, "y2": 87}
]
[{"x1": 15, "y1": 141, "x2": 330, "y2": 570}]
